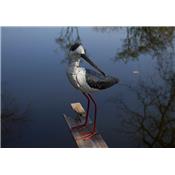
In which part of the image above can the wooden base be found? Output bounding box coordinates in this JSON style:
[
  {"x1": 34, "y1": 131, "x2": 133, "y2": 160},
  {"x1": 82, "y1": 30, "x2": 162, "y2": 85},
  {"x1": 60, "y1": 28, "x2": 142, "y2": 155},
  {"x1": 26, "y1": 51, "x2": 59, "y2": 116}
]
[{"x1": 63, "y1": 102, "x2": 108, "y2": 148}]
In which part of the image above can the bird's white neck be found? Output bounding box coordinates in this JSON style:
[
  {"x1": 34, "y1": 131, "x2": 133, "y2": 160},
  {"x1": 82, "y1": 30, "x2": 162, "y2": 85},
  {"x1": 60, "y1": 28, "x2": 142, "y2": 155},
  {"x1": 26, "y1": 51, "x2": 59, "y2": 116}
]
[
  {"x1": 67, "y1": 59, "x2": 81, "y2": 75},
  {"x1": 68, "y1": 59, "x2": 80, "y2": 68}
]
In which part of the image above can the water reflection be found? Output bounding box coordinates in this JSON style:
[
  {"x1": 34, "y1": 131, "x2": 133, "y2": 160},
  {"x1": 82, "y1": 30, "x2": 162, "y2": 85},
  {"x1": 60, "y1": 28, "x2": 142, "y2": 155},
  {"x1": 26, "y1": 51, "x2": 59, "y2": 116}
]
[
  {"x1": 1, "y1": 85, "x2": 31, "y2": 143},
  {"x1": 93, "y1": 27, "x2": 120, "y2": 33},
  {"x1": 116, "y1": 27, "x2": 175, "y2": 62},
  {"x1": 108, "y1": 28, "x2": 175, "y2": 147},
  {"x1": 57, "y1": 27, "x2": 175, "y2": 63}
]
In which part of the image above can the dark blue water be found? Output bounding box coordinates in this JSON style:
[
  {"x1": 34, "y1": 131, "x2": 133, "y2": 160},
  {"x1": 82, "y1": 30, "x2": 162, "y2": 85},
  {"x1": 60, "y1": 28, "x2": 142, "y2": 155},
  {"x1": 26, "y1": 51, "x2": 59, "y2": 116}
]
[{"x1": 2, "y1": 27, "x2": 175, "y2": 148}]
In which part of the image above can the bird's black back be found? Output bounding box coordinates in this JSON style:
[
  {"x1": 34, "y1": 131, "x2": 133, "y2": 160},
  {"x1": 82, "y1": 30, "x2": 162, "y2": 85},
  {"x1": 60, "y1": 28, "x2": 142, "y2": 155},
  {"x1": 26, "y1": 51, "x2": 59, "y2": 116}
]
[{"x1": 85, "y1": 69, "x2": 119, "y2": 90}]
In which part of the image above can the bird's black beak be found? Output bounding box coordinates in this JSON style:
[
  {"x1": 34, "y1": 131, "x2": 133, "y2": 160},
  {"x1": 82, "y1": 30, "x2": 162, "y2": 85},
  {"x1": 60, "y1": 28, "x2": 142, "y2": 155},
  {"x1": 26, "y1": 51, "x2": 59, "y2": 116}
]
[{"x1": 81, "y1": 54, "x2": 106, "y2": 76}]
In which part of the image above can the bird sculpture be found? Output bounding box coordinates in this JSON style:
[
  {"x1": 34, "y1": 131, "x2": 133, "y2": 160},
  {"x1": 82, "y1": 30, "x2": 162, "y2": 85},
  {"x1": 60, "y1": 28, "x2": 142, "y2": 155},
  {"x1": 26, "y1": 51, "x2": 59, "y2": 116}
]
[{"x1": 66, "y1": 43, "x2": 119, "y2": 140}]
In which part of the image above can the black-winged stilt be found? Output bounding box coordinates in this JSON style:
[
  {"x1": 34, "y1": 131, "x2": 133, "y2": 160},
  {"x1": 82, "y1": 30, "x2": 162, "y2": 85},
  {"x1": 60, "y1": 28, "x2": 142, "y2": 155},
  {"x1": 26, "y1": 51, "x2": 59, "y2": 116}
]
[{"x1": 66, "y1": 43, "x2": 119, "y2": 140}]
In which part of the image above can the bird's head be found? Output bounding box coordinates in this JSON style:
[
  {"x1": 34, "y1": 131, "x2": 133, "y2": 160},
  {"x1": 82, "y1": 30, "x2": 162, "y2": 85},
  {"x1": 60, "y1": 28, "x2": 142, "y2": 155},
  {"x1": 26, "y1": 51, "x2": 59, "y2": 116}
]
[
  {"x1": 69, "y1": 43, "x2": 105, "y2": 76},
  {"x1": 69, "y1": 43, "x2": 85, "y2": 56}
]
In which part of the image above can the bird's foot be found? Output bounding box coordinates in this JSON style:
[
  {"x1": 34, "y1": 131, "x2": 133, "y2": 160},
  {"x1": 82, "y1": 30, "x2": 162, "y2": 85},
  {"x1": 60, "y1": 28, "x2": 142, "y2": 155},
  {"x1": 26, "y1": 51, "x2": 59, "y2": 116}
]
[
  {"x1": 71, "y1": 123, "x2": 88, "y2": 130},
  {"x1": 79, "y1": 131, "x2": 92, "y2": 136},
  {"x1": 76, "y1": 131, "x2": 97, "y2": 141}
]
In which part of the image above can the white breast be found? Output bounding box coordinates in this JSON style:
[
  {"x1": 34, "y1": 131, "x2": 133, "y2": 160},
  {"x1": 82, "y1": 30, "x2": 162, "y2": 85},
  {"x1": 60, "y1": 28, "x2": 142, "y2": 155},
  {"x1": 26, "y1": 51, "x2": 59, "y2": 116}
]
[
  {"x1": 66, "y1": 66, "x2": 80, "y2": 89},
  {"x1": 67, "y1": 66, "x2": 98, "y2": 93}
]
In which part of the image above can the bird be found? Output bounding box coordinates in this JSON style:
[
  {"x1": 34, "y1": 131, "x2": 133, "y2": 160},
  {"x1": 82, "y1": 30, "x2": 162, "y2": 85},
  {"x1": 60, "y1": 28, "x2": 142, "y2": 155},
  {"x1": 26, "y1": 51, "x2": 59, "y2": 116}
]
[{"x1": 66, "y1": 43, "x2": 119, "y2": 140}]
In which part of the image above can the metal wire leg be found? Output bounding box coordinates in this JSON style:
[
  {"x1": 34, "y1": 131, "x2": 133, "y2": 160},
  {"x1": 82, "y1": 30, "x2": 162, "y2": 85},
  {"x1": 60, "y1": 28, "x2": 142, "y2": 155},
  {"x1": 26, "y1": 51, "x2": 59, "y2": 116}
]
[{"x1": 77, "y1": 94, "x2": 97, "y2": 140}]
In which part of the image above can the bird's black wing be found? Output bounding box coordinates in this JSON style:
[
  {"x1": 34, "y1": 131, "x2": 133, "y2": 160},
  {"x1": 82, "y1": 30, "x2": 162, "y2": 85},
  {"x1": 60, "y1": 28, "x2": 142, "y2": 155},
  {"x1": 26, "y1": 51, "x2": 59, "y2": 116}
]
[{"x1": 85, "y1": 69, "x2": 119, "y2": 90}]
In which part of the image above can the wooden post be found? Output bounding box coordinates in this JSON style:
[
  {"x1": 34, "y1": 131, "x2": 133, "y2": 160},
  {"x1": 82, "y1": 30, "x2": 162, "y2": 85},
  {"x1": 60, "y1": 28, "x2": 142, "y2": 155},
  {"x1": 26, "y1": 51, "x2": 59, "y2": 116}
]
[{"x1": 63, "y1": 102, "x2": 108, "y2": 148}]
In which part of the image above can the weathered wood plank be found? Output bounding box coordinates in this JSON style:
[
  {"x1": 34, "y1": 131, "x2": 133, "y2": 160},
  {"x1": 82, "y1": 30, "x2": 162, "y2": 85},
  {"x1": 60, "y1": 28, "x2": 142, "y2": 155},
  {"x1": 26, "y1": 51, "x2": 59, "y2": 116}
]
[
  {"x1": 63, "y1": 103, "x2": 108, "y2": 148},
  {"x1": 71, "y1": 102, "x2": 86, "y2": 117}
]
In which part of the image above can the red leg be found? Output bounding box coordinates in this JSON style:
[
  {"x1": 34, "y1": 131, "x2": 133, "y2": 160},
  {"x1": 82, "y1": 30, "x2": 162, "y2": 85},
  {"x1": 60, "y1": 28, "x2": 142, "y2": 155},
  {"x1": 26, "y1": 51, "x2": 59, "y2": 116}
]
[
  {"x1": 88, "y1": 93, "x2": 97, "y2": 133},
  {"x1": 76, "y1": 131, "x2": 97, "y2": 141},
  {"x1": 71, "y1": 93, "x2": 90, "y2": 130},
  {"x1": 77, "y1": 94, "x2": 97, "y2": 140}
]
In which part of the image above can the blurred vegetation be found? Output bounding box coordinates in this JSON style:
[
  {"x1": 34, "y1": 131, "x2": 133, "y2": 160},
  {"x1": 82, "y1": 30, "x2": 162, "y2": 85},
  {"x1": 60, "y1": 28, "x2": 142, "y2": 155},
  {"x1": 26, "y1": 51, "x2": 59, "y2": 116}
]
[
  {"x1": 1, "y1": 87, "x2": 31, "y2": 139},
  {"x1": 55, "y1": 27, "x2": 81, "y2": 63},
  {"x1": 56, "y1": 27, "x2": 175, "y2": 63},
  {"x1": 110, "y1": 48, "x2": 175, "y2": 147},
  {"x1": 116, "y1": 27, "x2": 175, "y2": 62}
]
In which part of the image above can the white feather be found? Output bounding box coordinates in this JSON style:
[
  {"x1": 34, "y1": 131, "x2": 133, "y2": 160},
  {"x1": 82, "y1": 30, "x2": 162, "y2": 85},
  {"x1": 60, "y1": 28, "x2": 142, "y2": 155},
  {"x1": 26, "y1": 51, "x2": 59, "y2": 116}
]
[{"x1": 67, "y1": 64, "x2": 98, "y2": 93}]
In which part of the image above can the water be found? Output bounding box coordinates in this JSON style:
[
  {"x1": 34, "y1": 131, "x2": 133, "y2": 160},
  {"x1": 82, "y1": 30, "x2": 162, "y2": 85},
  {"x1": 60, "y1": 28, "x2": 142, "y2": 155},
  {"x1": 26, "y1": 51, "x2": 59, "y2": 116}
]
[{"x1": 1, "y1": 27, "x2": 175, "y2": 148}]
